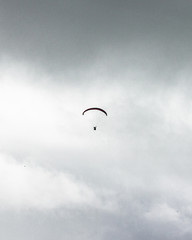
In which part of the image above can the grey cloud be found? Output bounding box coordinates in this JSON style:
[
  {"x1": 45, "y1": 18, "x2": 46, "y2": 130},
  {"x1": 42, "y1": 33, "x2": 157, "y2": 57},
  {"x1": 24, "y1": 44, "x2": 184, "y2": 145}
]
[{"x1": 1, "y1": 0, "x2": 192, "y2": 77}]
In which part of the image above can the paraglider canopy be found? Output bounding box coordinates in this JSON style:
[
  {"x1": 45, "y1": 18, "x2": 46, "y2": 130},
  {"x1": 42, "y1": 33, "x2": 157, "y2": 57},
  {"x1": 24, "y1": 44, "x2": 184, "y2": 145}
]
[
  {"x1": 82, "y1": 107, "x2": 107, "y2": 130},
  {"x1": 82, "y1": 107, "x2": 107, "y2": 116}
]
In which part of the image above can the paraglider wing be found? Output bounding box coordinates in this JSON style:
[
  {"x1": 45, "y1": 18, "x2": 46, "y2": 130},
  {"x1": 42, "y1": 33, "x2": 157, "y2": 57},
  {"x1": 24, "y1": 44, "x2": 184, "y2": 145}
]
[{"x1": 82, "y1": 107, "x2": 107, "y2": 116}]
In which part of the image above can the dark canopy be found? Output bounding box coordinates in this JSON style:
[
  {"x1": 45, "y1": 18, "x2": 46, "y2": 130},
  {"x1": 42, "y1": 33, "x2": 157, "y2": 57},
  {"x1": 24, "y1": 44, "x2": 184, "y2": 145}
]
[{"x1": 82, "y1": 107, "x2": 107, "y2": 116}]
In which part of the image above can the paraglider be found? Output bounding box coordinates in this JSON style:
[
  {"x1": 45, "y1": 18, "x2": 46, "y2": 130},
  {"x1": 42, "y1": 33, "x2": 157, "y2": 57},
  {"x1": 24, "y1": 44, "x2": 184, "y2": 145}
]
[{"x1": 82, "y1": 107, "x2": 107, "y2": 130}]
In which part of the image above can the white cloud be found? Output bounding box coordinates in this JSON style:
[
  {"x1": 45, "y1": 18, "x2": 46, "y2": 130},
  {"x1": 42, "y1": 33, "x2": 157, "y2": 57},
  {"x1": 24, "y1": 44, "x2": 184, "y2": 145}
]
[
  {"x1": 0, "y1": 153, "x2": 116, "y2": 210},
  {"x1": 1, "y1": 59, "x2": 192, "y2": 239},
  {"x1": 145, "y1": 203, "x2": 179, "y2": 222}
]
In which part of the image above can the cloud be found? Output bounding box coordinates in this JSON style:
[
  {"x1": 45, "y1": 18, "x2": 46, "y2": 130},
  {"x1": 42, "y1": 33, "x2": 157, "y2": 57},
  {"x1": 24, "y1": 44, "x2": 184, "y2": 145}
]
[
  {"x1": 1, "y1": 1, "x2": 192, "y2": 238},
  {"x1": 1, "y1": 0, "x2": 192, "y2": 74},
  {"x1": 0, "y1": 153, "x2": 117, "y2": 211}
]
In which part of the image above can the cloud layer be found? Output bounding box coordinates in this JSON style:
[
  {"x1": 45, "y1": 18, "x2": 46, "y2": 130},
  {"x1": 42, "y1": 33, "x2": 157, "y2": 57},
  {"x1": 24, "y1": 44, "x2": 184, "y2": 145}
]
[
  {"x1": 1, "y1": 0, "x2": 192, "y2": 239},
  {"x1": 0, "y1": 58, "x2": 192, "y2": 239}
]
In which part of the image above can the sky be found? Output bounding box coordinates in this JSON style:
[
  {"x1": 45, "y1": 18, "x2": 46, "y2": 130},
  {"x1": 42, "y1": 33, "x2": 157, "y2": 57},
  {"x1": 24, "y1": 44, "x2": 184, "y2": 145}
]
[{"x1": 1, "y1": 0, "x2": 192, "y2": 239}]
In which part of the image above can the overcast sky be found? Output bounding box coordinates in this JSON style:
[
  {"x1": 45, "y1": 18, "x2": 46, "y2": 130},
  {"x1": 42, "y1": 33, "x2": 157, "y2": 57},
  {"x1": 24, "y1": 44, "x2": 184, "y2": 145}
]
[{"x1": 1, "y1": 0, "x2": 192, "y2": 239}]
